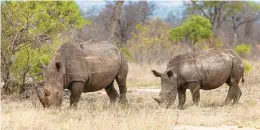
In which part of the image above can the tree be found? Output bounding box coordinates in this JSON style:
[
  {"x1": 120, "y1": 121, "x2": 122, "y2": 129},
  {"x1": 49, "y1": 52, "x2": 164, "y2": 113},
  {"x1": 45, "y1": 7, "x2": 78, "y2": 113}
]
[
  {"x1": 188, "y1": 1, "x2": 260, "y2": 43},
  {"x1": 165, "y1": 9, "x2": 184, "y2": 27},
  {"x1": 188, "y1": 1, "x2": 242, "y2": 37},
  {"x1": 76, "y1": 1, "x2": 156, "y2": 45},
  {"x1": 1, "y1": 1, "x2": 89, "y2": 93},
  {"x1": 110, "y1": 1, "x2": 124, "y2": 45},
  {"x1": 227, "y1": 2, "x2": 260, "y2": 45},
  {"x1": 127, "y1": 17, "x2": 173, "y2": 64},
  {"x1": 169, "y1": 15, "x2": 212, "y2": 51}
]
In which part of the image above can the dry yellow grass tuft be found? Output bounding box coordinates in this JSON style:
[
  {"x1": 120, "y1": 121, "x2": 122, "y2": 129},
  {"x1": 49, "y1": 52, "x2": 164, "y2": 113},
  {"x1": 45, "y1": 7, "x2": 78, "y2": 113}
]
[{"x1": 1, "y1": 61, "x2": 260, "y2": 130}]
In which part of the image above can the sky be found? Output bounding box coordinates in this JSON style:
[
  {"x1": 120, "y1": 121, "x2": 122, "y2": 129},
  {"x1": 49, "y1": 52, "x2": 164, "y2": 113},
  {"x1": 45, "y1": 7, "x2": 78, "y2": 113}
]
[
  {"x1": 75, "y1": 0, "x2": 260, "y2": 19},
  {"x1": 75, "y1": 0, "x2": 186, "y2": 19}
]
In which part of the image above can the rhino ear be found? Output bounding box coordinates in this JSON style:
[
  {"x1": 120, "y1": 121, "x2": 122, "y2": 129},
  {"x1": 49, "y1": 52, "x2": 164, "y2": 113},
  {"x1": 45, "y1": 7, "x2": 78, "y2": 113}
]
[
  {"x1": 55, "y1": 62, "x2": 62, "y2": 72},
  {"x1": 151, "y1": 70, "x2": 162, "y2": 77}
]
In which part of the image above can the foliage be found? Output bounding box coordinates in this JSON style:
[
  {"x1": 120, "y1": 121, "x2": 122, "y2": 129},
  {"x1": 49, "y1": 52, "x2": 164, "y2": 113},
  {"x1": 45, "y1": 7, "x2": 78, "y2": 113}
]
[
  {"x1": 187, "y1": 2, "x2": 244, "y2": 26},
  {"x1": 131, "y1": 18, "x2": 172, "y2": 48},
  {"x1": 243, "y1": 59, "x2": 251, "y2": 75},
  {"x1": 120, "y1": 47, "x2": 133, "y2": 62},
  {"x1": 187, "y1": 1, "x2": 260, "y2": 45},
  {"x1": 127, "y1": 17, "x2": 175, "y2": 63},
  {"x1": 77, "y1": 1, "x2": 155, "y2": 44},
  {"x1": 169, "y1": 15, "x2": 212, "y2": 50},
  {"x1": 234, "y1": 43, "x2": 251, "y2": 75},
  {"x1": 1, "y1": 1, "x2": 89, "y2": 93},
  {"x1": 234, "y1": 43, "x2": 251, "y2": 57}
]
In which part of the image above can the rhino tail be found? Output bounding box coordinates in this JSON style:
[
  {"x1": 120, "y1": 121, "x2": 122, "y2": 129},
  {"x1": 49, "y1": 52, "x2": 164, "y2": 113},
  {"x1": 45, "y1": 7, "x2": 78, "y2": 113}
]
[{"x1": 242, "y1": 74, "x2": 245, "y2": 84}]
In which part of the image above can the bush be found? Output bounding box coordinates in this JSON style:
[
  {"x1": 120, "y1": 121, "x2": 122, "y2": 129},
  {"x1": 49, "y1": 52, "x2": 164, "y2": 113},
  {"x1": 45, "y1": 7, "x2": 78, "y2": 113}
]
[
  {"x1": 120, "y1": 47, "x2": 133, "y2": 61},
  {"x1": 1, "y1": 1, "x2": 89, "y2": 94},
  {"x1": 234, "y1": 43, "x2": 251, "y2": 58},
  {"x1": 127, "y1": 17, "x2": 175, "y2": 64},
  {"x1": 169, "y1": 15, "x2": 212, "y2": 51},
  {"x1": 243, "y1": 59, "x2": 251, "y2": 75}
]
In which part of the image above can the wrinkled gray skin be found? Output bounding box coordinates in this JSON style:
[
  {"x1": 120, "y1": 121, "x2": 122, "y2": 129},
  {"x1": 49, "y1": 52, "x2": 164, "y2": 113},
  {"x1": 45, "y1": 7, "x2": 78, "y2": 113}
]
[
  {"x1": 152, "y1": 49, "x2": 245, "y2": 110},
  {"x1": 37, "y1": 40, "x2": 128, "y2": 108}
]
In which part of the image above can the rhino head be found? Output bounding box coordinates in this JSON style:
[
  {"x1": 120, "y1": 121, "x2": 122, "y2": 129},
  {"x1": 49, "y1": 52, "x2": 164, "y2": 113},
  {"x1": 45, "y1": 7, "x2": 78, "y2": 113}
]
[
  {"x1": 37, "y1": 61, "x2": 65, "y2": 108},
  {"x1": 151, "y1": 68, "x2": 178, "y2": 108}
]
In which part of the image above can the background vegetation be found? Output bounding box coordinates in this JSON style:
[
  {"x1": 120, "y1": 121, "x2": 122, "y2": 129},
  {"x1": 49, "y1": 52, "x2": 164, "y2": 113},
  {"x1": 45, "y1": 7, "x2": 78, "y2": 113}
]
[
  {"x1": 1, "y1": 1, "x2": 260, "y2": 94},
  {"x1": 2, "y1": 1, "x2": 260, "y2": 129}
]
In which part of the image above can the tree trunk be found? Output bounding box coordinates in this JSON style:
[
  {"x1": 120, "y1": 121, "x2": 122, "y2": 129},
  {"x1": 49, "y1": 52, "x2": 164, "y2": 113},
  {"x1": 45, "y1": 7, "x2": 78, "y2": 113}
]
[
  {"x1": 110, "y1": 1, "x2": 124, "y2": 46},
  {"x1": 233, "y1": 31, "x2": 238, "y2": 46},
  {"x1": 2, "y1": 55, "x2": 14, "y2": 93}
]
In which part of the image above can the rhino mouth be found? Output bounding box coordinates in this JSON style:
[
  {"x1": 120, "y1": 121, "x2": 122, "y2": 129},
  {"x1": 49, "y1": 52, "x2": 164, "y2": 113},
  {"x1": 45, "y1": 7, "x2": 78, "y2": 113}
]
[
  {"x1": 153, "y1": 97, "x2": 174, "y2": 108},
  {"x1": 154, "y1": 90, "x2": 177, "y2": 108}
]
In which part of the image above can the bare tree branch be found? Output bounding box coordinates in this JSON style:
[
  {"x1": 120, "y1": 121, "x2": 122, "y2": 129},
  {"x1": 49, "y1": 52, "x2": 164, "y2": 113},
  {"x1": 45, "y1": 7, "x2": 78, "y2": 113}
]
[
  {"x1": 110, "y1": 0, "x2": 124, "y2": 44},
  {"x1": 235, "y1": 16, "x2": 259, "y2": 30},
  {"x1": 191, "y1": 1, "x2": 210, "y2": 19}
]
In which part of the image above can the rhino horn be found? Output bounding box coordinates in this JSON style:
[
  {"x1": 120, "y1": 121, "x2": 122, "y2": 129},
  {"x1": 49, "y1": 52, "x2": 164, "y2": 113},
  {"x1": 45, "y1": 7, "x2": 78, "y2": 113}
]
[
  {"x1": 153, "y1": 97, "x2": 162, "y2": 104},
  {"x1": 36, "y1": 87, "x2": 46, "y2": 107}
]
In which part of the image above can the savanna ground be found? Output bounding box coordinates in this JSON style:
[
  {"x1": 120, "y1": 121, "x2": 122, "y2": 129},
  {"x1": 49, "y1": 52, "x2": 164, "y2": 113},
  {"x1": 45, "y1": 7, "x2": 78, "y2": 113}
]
[{"x1": 1, "y1": 61, "x2": 260, "y2": 130}]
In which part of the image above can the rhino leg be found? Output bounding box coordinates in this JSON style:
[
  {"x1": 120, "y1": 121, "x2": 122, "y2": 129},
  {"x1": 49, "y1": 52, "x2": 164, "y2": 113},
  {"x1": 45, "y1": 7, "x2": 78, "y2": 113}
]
[
  {"x1": 223, "y1": 86, "x2": 232, "y2": 105},
  {"x1": 177, "y1": 87, "x2": 187, "y2": 110},
  {"x1": 69, "y1": 82, "x2": 83, "y2": 108},
  {"x1": 232, "y1": 85, "x2": 242, "y2": 104},
  {"x1": 223, "y1": 79, "x2": 242, "y2": 106},
  {"x1": 116, "y1": 76, "x2": 128, "y2": 105},
  {"x1": 115, "y1": 58, "x2": 128, "y2": 105},
  {"x1": 223, "y1": 85, "x2": 241, "y2": 105},
  {"x1": 105, "y1": 81, "x2": 119, "y2": 104},
  {"x1": 189, "y1": 83, "x2": 200, "y2": 106}
]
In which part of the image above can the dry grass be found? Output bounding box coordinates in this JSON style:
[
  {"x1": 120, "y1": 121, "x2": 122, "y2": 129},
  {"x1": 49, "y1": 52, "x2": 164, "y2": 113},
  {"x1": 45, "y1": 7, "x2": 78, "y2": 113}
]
[
  {"x1": 126, "y1": 62, "x2": 167, "y2": 88},
  {"x1": 1, "y1": 61, "x2": 260, "y2": 130}
]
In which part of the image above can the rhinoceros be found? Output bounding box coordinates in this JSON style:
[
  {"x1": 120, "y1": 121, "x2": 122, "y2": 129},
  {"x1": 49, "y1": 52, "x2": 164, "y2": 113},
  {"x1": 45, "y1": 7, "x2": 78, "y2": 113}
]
[
  {"x1": 37, "y1": 40, "x2": 128, "y2": 108},
  {"x1": 152, "y1": 49, "x2": 245, "y2": 110}
]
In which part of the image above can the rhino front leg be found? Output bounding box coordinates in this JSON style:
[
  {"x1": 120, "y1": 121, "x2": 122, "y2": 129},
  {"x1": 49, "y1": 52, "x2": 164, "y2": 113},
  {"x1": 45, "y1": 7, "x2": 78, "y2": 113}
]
[
  {"x1": 189, "y1": 82, "x2": 200, "y2": 106},
  {"x1": 177, "y1": 87, "x2": 187, "y2": 110},
  {"x1": 105, "y1": 81, "x2": 119, "y2": 104},
  {"x1": 69, "y1": 82, "x2": 83, "y2": 108}
]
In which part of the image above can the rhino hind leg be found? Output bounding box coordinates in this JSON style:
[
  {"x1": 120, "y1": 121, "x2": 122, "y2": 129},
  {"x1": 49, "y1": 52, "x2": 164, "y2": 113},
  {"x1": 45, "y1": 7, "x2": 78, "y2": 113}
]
[
  {"x1": 231, "y1": 84, "x2": 242, "y2": 104},
  {"x1": 189, "y1": 83, "x2": 200, "y2": 106},
  {"x1": 105, "y1": 81, "x2": 119, "y2": 104},
  {"x1": 223, "y1": 82, "x2": 242, "y2": 105},
  {"x1": 116, "y1": 75, "x2": 128, "y2": 105},
  {"x1": 115, "y1": 58, "x2": 128, "y2": 105}
]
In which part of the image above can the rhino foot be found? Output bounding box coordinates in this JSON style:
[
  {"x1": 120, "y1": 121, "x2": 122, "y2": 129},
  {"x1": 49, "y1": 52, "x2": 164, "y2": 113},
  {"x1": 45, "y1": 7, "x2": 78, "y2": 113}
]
[
  {"x1": 177, "y1": 105, "x2": 185, "y2": 110},
  {"x1": 118, "y1": 97, "x2": 129, "y2": 106}
]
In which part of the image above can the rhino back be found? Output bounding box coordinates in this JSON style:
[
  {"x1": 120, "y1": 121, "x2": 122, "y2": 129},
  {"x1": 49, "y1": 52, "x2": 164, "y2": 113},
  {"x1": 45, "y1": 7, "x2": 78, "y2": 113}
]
[
  {"x1": 168, "y1": 49, "x2": 237, "y2": 90},
  {"x1": 80, "y1": 41, "x2": 122, "y2": 92},
  {"x1": 50, "y1": 41, "x2": 122, "y2": 92}
]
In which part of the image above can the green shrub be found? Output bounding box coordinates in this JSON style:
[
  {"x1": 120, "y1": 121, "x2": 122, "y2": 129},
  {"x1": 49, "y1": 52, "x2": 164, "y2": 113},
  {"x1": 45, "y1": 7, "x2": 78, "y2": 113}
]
[
  {"x1": 243, "y1": 59, "x2": 251, "y2": 75},
  {"x1": 169, "y1": 15, "x2": 212, "y2": 49},
  {"x1": 120, "y1": 47, "x2": 133, "y2": 61},
  {"x1": 234, "y1": 43, "x2": 251, "y2": 57}
]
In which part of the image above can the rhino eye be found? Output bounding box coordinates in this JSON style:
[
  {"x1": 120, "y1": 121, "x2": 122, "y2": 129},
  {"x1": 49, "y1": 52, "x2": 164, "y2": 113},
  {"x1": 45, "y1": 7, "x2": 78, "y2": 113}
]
[{"x1": 167, "y1": 71, "x2": 173, "y2": 78}]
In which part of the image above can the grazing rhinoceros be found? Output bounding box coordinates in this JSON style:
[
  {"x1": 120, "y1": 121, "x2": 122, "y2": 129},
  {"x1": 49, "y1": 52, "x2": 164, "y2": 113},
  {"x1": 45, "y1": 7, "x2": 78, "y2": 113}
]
[
  {"x1": 152, "y1": 49, "x2": 245, "y2": 110},
  {"x1": 37, "y1": 40, "x2": 128, "y2": 108}
]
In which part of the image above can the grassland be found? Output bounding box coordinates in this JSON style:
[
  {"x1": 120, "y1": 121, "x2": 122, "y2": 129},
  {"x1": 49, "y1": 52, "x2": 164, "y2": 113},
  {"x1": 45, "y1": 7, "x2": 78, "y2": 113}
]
[{"x1": 1, "y1": 61, "x2": 260, "y2": 130}]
